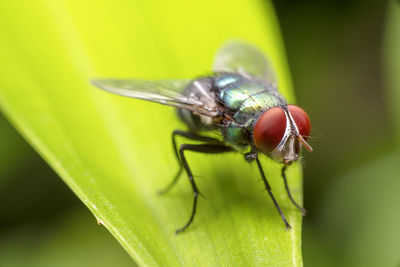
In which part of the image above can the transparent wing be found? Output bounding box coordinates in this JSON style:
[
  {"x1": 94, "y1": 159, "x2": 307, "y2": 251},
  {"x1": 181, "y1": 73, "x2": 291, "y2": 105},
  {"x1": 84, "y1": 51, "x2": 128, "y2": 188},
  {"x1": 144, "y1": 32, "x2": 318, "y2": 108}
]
[
  {"x1": 91, "y1": 79, "x2": 220, "y2": 117},
  {"x1": 213, "y1": 41, "x2": 278, "y2": 85}
]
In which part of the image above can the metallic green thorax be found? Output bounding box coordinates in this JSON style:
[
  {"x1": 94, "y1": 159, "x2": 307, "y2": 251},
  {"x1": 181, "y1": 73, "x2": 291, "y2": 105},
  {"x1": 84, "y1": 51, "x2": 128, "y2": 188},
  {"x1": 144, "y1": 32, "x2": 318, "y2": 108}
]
[
  {"x1": 214, "y1": 74, "x2": 286, "y2": 152},
  {"x1": 178, "y1": 73, "x2": 287, "y2": 153}
]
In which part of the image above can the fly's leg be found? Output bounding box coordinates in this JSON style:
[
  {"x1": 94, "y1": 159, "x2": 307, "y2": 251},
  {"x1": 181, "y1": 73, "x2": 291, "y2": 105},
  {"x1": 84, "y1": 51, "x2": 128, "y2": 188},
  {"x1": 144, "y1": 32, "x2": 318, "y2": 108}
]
[
  {"x1": 255, "y1": 156, "x2": 292, "y2": 229},
  {"x1": 157, "y1": 130, "x2": 183, "y2": 195},
  {"x1": 281, "y1": 165, "x2": 307, "y2": 215},
  {"x1": 176, "y1": 143, "x2": 233, "y2": 234},
  {"x1": 158, "y1": 130, "x2": 222, "y2": 195}
]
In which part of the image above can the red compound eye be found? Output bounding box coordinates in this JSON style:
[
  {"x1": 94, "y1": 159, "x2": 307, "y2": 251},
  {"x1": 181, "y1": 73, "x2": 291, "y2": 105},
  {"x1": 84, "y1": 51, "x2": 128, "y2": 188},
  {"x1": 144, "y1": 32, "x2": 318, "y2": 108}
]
[
  {"x1": 288, "y1": 105, "x2": 311, "y2": 140},
  {"x1": 254, "y1": 107, "x2": 287, "y2": 153}
]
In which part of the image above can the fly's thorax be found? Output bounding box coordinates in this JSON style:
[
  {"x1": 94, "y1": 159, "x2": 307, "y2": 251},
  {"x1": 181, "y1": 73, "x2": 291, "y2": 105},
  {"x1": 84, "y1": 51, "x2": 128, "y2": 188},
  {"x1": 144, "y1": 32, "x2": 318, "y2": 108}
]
[
  {"x1": 222, "y1": 122, "x2": 252, "y2": 153},
  {"x1": 214, "y1": 73, "x2": 286, "y2": 153},
  {"x1": 216, "y1": 75, "x2": 281, "y2": 112},
  {"x1": 215, "y1": 74, "x2": 285, "y2": 123}
]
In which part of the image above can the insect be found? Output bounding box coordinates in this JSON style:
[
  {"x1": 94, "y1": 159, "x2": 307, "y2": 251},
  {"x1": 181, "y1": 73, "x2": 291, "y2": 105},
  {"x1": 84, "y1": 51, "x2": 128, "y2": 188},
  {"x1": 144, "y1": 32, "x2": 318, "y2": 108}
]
[{"x1": 92, "y1": 41, "x2": 312, "y2": 234}]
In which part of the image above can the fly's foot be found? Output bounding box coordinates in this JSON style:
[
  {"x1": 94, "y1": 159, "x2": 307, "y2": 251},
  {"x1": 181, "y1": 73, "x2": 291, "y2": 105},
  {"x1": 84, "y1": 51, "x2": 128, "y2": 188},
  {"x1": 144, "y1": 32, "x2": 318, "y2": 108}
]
[{"x1": 300, "y1": 208, "x2": 307, "y2": 216}]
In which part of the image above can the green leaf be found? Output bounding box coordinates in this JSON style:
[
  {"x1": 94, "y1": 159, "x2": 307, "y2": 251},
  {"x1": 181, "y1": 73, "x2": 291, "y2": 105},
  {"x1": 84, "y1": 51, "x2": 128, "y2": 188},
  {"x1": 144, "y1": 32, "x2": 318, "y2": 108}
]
[
  {"x1": 0, "y1": 208, "x2": 134, "y2": 267},
  {"x1": 0, "y1": 0, "x2": 303, "y2": 265}
]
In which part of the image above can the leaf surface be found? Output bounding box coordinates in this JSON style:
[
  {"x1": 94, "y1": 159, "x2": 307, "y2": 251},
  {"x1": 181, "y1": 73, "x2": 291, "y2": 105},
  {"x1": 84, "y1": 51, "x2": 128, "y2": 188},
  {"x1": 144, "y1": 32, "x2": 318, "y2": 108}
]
[{"x1": 0, "y1": 0, "x2": 303, "y2": 265}]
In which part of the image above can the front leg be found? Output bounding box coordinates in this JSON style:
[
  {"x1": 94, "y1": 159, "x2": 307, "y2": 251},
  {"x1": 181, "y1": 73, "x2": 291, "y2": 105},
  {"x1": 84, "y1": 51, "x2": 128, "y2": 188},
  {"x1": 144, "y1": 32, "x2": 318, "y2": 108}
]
[
  {"x1": 255, "y1": 156, "x2": 291, "y2": 229},
  {"x1": 246, "y1": 153, "x2": 291, "y2": 229},
  {"x1": 281, "y1": 165, "x2": 307, "y2": 215}
]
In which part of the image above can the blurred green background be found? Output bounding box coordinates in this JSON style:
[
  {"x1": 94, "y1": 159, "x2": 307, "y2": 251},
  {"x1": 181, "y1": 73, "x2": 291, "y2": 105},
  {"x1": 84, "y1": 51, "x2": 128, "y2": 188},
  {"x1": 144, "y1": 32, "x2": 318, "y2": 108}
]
[{"x1": 0, "y1": 0, "x2": 399, "y2": 266}]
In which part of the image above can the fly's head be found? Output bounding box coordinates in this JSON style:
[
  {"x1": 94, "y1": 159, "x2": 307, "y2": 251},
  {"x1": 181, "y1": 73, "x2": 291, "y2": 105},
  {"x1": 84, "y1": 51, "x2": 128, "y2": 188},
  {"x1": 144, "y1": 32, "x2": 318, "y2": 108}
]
[{"x1": 253, "y1": 105, "x2": 312, "y2": 165}]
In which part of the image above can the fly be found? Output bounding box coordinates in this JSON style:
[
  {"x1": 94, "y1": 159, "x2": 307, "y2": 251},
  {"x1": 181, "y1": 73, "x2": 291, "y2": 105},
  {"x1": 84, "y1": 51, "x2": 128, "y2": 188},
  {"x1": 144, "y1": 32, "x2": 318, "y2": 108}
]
[{"x1": 91, "y1": 41, "x2": 313, "y2": 234}]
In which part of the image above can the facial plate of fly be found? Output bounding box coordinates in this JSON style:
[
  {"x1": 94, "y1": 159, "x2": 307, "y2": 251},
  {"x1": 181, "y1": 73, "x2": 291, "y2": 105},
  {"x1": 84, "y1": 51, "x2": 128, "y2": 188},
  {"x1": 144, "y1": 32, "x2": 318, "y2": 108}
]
[{"x1": 91, "y1": 41, "x2": 312, "y2": 233}]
